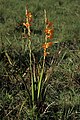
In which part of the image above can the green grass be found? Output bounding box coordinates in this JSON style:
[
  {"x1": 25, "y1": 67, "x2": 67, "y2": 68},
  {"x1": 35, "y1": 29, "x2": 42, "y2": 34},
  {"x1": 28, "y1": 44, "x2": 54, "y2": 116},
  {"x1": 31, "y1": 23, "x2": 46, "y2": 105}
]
[{"x1": 0, "y1": 0, "x2": 80, "y2": 119}]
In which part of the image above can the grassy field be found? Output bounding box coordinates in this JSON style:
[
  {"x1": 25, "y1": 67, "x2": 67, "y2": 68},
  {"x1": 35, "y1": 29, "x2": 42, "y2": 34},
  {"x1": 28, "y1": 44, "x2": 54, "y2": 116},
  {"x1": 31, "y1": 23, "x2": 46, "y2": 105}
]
[{"x1": 0, "y1": 0, "x2": 80, "y2": 119}]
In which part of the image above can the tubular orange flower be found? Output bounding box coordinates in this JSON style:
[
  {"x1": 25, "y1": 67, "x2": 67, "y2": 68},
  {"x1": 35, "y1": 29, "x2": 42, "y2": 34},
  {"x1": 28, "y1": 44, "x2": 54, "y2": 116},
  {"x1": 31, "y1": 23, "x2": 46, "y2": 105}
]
[
  {"x1": 47, "y1": 22, "x2": 53, "y2": 27},
  {"x1": 42, "y1": 42, "x2": 53, "y2": 49},
  {"x1": 43, "y1": 42, "x2": 53, "y2": 57},
  {"x1": 44, "y1": 12, "x2": 54, "y2": 56},
  {"x1": 23, "y1": 23, "x2": 31, "y2": 28},
  {"x1": 47, "y1": 35, "x2": 53, "y2": 39},
  {"x1": 46, "y1": 19, "x2": 53, "y2": 27},
  {"x1": 26, "y1": 11, "x2": 32, "y2": 22},
  {"x1": 26, "y1": 12, "x2": 32, "y2": 17},
  {"x1": 44, "y1": 28, "x2": 54, "y2": 35}
]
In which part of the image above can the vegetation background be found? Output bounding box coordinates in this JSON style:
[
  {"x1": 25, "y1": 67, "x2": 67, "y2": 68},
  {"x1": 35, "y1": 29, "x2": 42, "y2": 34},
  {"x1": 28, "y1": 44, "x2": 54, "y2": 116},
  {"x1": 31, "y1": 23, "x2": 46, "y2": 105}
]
[{"x1": 0, "y1": 0, "x2": 80, "y2": 119}]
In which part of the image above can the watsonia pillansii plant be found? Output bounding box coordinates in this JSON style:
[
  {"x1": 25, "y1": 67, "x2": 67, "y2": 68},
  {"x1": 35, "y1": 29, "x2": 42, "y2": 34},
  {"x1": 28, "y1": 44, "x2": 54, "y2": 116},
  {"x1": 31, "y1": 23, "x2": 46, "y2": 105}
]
[{"x1": 22, "y1": 5, "x2": 58, "y2": 119}]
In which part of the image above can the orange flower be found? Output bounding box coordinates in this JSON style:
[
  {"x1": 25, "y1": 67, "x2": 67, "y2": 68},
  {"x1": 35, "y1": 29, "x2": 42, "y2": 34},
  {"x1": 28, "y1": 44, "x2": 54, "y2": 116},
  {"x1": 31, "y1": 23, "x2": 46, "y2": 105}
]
[
  {"x1": 47, "y1": 22, "x2": 53, "y2": 27},
  {"x1": 47, "y1": 35, "x2": 53, "y2": 39},
  {"x1": 46, "y1": 19, "x2": 53, "y2": 27},
  {"x1": 44, "y1": 28, "x2": 54, "y2": 35},
  {"x1": 26, "y1": 11, "x2": 32, "y2": 22},
  {"x1": 42, "y1": 42, "x2": 53, "y2": 49},
  {"x1": 23, "y1": 23, "x2": 31, "y2": 28}
]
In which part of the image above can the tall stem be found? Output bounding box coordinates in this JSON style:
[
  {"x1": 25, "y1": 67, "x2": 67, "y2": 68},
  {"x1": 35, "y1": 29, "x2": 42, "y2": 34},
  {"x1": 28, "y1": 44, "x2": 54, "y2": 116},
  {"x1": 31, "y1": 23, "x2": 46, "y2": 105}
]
[
  {"x1": 26, "y1": 6, "x2": 34, "y2": 106},
  {"x1": 37, "y1": 9, "x2": 47, "y2": 99}
]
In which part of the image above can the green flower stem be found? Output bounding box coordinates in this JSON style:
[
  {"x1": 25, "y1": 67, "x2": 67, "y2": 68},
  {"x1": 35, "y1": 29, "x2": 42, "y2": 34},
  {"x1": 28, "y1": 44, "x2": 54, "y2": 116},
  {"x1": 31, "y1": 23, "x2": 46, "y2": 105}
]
[
  {"x1": 37, "y1": 56, "x2": 45, "y2": 99},
  {"x1": 26, "y1": 7, "x2": 35, "y2": 106},
  {"x1": 37, "y1": 9, "x2": 47, "y2": 99}
]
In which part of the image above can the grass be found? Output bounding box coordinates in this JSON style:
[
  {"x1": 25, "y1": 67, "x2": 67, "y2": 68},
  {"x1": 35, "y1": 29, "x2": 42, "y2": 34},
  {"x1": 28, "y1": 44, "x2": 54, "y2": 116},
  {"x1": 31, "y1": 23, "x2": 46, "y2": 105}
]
[{"x1": 0, "y1": 0, "x2": 80, "y2": 119}]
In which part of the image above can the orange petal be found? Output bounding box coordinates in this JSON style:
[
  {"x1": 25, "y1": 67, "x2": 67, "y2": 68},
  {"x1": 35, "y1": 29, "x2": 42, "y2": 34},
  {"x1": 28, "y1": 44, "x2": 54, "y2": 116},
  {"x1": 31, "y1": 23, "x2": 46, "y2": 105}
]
[
  {"x1": 44, "y1": 28, "x2": 49, "y2": 33},
  {"x1": 46, "y1": 19, "x2": 53, "y2": 26},
  {"x1": 47, "y1": 35, "x2": 53, "y2": 39},
  {"x1": 47, "y1": 22, "x2": 53, "y2": 27},
  {"x1": 28, "y1": 12, "x2": 32, "y2": 17},
  {"x1": 42, "y1": 42, "x2": 53, "y2": 49},
  {"x1": 23, "y1": 23, "x2": 31, "y2": 28},
  {"x1": 26, "y1": 12, "x2": 32, "y2": 16},
  {"x1": 47, "y1": 29, "x2": 54, "y2": 34},
  {"x1": 26, "y1": 11, "x2": 32, "y2": 22},
  {"x1": 44, "y1": 28, "x2": 54, "y2": 35},
  {"x1": 47, "y1": 42, "x2": 53, "y2": 47},
  {"x1": 29, "y1": 17, "x2": 33, "y2": 22},
  {"x1": 42, "y1": 44, "x2": 47, "y2": 49}
]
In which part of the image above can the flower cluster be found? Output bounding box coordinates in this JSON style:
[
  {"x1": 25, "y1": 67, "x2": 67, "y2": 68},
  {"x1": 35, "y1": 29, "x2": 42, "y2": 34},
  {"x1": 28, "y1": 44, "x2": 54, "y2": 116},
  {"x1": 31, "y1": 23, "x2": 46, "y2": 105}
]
[
  {"x1": 23, "y1": 9, "x2": 32, "y2": 29},
  {"x1": 45, "y1": 19, "x2": 54, "y2": 39},
  {"x1": 26, "y1": 10, "x2": 32, "y2": 23},
  {"x1": 42, "y1": 18, "x2": 54, "y2": 56},
  {"x1": 22, "y1": 8, "x2": 53, "y2": 57},
  {"x1": 22, "y1": 7, "x2": 33, "y2": 39},
  {"x1": 44, "y1": 28, "x2": 53, "y2": 39},
  {"x1": 42, "y1": 42, "x2": 53, "y2": 56},
  {"x1": 23, "y1": 23, "x2": 31, "y2": 28}
]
